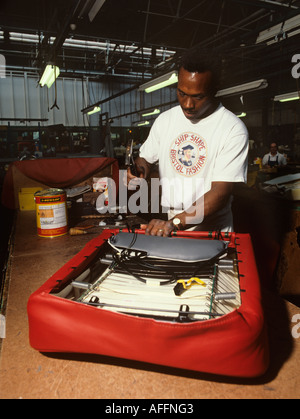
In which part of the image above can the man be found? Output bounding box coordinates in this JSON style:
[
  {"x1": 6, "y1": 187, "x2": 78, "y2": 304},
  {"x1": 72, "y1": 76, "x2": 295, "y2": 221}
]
[
  {"x1": 128, "y1": 52, "x2": 249, "y2": 236},
  {"x1": 262, "y1": 142, "x2": 287, "y2": 168}
]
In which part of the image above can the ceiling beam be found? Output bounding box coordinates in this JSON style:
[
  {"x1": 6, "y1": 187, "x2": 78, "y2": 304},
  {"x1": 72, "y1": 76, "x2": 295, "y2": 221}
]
[
  {"x1": 50, "y1": 0, "x2": 84, "y2": 57},
  {"x1": 144, "y1": 0, "x2": 209, "y2": 43},
  {"x1": 227, "y1": 0, "x2": 299, "y2": 12},
  {"x1": 139, "y1": 10, "x2": 253, "y2": 32},
  {"x1": 143, "y1": 0, "x2": 151, "y2": 43},
  {"x1": 189, "y1": 3, "x2": 300, "y2": 52}
]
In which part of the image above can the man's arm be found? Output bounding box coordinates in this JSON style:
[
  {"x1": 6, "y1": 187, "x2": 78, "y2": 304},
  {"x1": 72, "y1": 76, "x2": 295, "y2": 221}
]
[
  {"x1": 201, "y1": 181, "x2": 233, "y2": 220},
  {"x1": 280, "y1": 154, "x2": 287, "y2": 166},
  {"x1": 144, "y1": 181, "x2": 233, "y2": 236},
  {"x1": 262, "y1": 154, "x2": 270, "y2": 168}
]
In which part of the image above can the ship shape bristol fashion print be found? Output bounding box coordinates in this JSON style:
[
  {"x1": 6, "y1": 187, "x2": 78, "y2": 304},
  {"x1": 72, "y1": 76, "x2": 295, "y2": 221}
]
[{"x1": 170, "y1": 132, "x2": 207, "y2": 177}]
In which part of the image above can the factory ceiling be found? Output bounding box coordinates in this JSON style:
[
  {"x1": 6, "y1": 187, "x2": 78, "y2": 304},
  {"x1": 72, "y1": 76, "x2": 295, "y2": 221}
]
[{"x1": 0, "y1": 0, "x2": 300, "y2": 97}]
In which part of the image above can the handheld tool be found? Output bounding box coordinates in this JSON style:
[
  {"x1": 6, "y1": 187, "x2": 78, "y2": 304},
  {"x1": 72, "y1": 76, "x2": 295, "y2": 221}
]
[{"x1": 125, "y1": 139, "x2": 137, "y2": 176}]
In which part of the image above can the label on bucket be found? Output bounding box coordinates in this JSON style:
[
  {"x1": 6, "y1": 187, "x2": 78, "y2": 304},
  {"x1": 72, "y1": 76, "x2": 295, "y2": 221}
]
[
  {"x1": 36, "y1": 202, "x2": 67, "y2": 237},
  {"x1": 35, "y1": 189, "x2": 68, "y2": 237}
]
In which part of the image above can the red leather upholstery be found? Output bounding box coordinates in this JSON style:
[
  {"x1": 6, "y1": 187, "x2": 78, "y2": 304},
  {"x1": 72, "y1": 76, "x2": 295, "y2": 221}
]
[{"x1": 27, "y1": 230, "x2": 269, "y2": 378}]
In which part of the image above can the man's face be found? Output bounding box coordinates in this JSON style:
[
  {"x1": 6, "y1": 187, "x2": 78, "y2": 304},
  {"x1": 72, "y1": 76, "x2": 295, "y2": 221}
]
[
  {"x1": 177, "y1": 68, "x2": 216, "y2": 122},
  {"x1": 270, "y1": 143, "x2": 277, "y2": 154}
]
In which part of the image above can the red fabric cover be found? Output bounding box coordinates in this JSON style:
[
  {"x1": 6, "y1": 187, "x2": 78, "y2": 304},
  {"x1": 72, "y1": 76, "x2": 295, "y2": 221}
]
[
  {"x1": 1, "y1": 157, "x2": 119, "y2": 209},
  {"x1": 27, "y1": 230, "x2": 269, "y2": 378}
]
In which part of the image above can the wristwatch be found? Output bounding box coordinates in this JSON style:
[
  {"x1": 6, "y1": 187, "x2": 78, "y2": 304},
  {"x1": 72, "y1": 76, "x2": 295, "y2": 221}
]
[{"x1": 172, "y1": 217, "x2": 182, "y2": 231}]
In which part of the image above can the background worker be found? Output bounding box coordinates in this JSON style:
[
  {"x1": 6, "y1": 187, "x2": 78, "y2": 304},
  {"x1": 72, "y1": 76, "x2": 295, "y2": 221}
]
[{"x1": 262, "y1": 142, "x2": 287, "y2": 168}]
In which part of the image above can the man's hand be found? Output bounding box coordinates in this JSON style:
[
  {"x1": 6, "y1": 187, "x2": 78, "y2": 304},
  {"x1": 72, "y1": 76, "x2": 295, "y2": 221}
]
[
  {"x1": 126, "y1": 157, "x2": 151, "y2": 188},
  {"x1": 140, "y1": 219, "x2": 176, "y2": 237}
]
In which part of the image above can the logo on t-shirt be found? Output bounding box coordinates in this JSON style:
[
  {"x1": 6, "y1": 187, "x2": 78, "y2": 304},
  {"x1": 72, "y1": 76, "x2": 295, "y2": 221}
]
[{"x1": 170, "y1": 132, "x2": 207, "y2": 176}]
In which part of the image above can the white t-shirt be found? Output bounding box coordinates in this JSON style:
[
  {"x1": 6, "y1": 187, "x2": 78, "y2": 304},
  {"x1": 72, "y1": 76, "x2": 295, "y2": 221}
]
[{"x1": 139, "y1": 104, "x2": 249, "y2": 231}]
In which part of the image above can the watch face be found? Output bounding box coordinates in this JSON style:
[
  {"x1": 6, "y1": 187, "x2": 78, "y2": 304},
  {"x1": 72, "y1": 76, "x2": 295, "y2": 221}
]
[{"x1": 173, "y1": 218, "x2": 181, "y2": 226}]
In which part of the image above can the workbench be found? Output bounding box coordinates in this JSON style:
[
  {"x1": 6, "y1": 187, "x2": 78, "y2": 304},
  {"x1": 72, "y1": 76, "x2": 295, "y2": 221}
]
[{"x1": 0, "y1": 211, "x2": 299, "y2": 399}]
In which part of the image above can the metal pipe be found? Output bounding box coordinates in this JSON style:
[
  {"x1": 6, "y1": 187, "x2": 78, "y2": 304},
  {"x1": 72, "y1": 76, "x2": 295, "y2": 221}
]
[{"x1": 72, "y1": 281, "x2": 92, "y2": 290}]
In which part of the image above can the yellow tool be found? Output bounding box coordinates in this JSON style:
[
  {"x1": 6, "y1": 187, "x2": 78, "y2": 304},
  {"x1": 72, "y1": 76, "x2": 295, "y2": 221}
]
[{"x1": 174, "y1": 277, "x2": 206, "y2": 296}]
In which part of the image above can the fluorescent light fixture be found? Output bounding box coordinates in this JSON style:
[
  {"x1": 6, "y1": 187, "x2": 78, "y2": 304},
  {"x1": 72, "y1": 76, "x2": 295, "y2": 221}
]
[
  {"x1": 142, "y1": 109, "x2": 161, "y2": 117},
  {"x1": 256, "y1": 15, "x2": 300, "y2": 45},
  {"x1": 87, "y1": 106, "x2": 101, "y2": 115},
  {"x1": 138, "y1": 71, "x2": 178, "y2": 93},
  {"x1": 39, "y1": 64, "x2": 60, "y2": 88},
  {"x1": 236, "y1": 112, "x2": 247, "y2": 118},
  {"x1": 273, "y1": 91, "x2": 300, "y2": 102},
  {"x1": 134, "y1": 121, "x2": 150, "y2": 127},
  {"x1": 215, "y1": 79, "x2": 268, "y2": 97},
  {"x1": 9, "y1": 31, "x2": 40, "y2": 43}
]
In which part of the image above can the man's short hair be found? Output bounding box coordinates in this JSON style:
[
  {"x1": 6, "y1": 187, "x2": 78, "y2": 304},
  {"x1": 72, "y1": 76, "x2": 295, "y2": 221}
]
[{"x1": 178, "y1": 49, "x2": 221, "y2": 96}]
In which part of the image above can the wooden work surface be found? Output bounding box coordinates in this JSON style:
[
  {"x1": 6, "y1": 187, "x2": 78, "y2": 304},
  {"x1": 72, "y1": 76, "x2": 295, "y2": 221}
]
[{"x1": 0, "y1": 211, "x2": 300, "y2": 399}]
